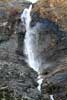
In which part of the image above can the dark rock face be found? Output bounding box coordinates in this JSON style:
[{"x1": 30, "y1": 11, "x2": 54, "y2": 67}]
[
  {"x1": 0, "y1": 61, "x2": 40, "y2": 100},
  {"x1": 16, "y1": 19, "x2": 26, "y2": 56},
  {"x1": 41, "y1": 70, "x2": 67, "y2": 100},
  {"x1": 30, "y1": 9, "x2": 67, "y2": 100},
  {"x1": 0, "y1": 33, "x2": 40, "y2": 100},
  {"x1": 30, "y1": 13, "x2": 67, "y2": 72},
  {"x1": 37, "y1": 20, "x2": 67, "y2": 99}
]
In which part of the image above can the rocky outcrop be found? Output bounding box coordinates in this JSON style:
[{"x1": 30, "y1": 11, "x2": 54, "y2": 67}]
[
  {"x1": 32, "y1": 0, "x2": 67, "y2": 99},
  {"x1": 0, "y1": 33, "x2": 41, "y2": 100}
]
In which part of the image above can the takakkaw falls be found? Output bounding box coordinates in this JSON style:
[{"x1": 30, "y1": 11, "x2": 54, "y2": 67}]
[{"x1": 0, "y1": 0, "x2": 67, "y2": 100}]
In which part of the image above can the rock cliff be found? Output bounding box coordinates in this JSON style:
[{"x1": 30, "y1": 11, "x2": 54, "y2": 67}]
[{"x1": 0, "y1": 0, "x2": 67, "y2": 100}]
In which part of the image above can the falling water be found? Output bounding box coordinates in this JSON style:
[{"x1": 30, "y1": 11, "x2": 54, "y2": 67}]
[
  {"x1": 50, "y1": 95, "x2": 55, "y2": 100},
  {"x1": 21, "y1": 5, "x2": 32, "y2": 31},
  {"x1": 27, "y1": 0, "x2": 38, "y2": 3},
  {"x1": 21, "y1": 5, "x2": 42, "y2": 73},
  {"x1": 20, "y1": 5, "x2": 53, "y2": 94},
  {"x1": 20, "y1": 5, "x2": 44, "y2": 92}
]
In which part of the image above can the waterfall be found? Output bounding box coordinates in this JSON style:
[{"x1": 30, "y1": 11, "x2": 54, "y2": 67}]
[
  {"x1": 20, "y1": 5, "x2": 44, "y2": 92},
  {"x1": 50, "y1": 95, "x2": 55, "y2": 100},
  {"x1": 20, "y1": 5, "x2": 53, "y2": 93},
  {"x1": 27, "y1": 0, "x2": 38, "y2": 3},
  {"x1": 21, "y1": 5, "x2": 32, "y2": 31},
  {"x1": 21, "y1": 5, "x2": 41, "y2": 73}
]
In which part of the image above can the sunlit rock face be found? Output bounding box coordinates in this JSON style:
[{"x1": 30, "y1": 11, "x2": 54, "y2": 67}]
[{"x1": 32, "y1": 0, "x2": 67, "y2": 31}]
